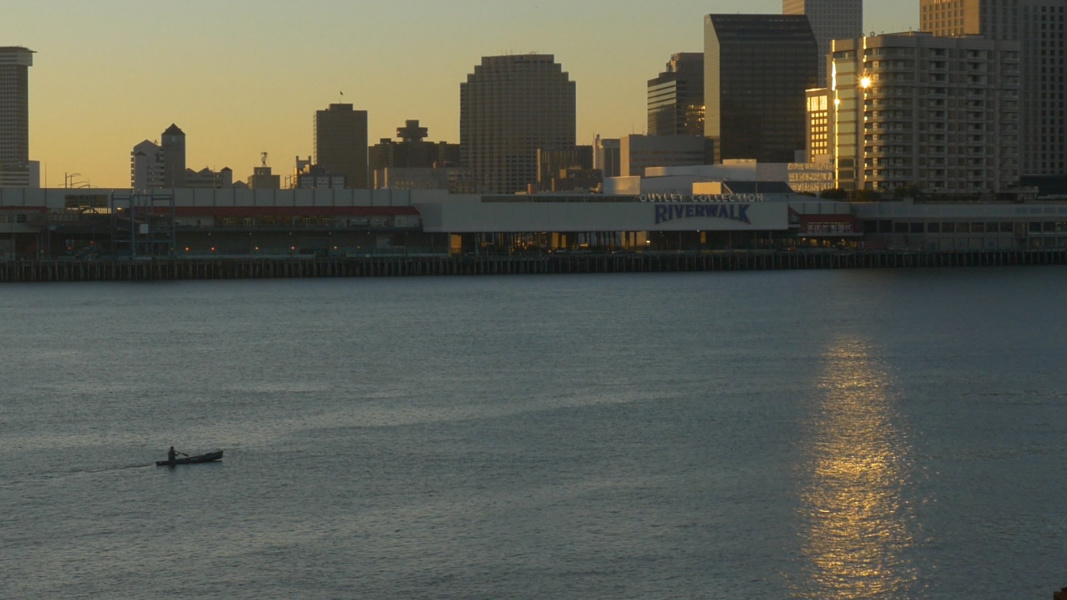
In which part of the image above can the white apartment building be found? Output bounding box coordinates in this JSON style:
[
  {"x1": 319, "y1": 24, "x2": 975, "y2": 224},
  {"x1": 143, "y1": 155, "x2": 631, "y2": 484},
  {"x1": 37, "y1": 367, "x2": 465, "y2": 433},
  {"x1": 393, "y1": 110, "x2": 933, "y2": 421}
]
[
  {"x1": 130, "y1": 140, "x2": 165, "y2": 190},
  {"x1": 830, "y1": 32, "x2": 1021, "y2": 194},
  {"x1": 920, "y1": 0, "x2": 1067, "y2": 177}
]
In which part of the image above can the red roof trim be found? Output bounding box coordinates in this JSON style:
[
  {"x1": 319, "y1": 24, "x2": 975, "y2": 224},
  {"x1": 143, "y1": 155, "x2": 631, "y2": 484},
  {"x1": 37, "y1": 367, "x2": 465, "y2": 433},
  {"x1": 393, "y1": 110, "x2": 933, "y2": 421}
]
[
  {"x1": 0, "y1": 206, "x2": 47, "y2": 213},
  {"x1": 173, "y1": 206, "x2": 420, "y2": 217}
]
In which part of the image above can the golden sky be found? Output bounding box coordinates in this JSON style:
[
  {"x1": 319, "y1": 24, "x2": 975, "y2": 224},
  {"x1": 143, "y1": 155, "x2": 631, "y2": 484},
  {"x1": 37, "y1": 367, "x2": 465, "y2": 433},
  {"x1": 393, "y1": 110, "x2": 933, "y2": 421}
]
[{"x1": 4, "y1": 0, "x2": 915, "y2": 188}]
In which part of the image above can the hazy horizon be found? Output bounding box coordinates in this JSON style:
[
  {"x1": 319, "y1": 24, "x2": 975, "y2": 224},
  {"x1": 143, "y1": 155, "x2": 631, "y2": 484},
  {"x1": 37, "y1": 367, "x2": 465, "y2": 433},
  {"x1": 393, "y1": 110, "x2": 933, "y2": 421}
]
[{"x1": 3, "y1": 0, "x2": 916, "y2": 188}]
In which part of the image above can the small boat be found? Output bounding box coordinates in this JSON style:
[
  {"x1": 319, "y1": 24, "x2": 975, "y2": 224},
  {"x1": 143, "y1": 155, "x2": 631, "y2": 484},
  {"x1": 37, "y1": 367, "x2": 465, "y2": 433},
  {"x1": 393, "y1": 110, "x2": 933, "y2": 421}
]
[{"x1": 156, "y1": 450, "x2": 224, "y2": 466}]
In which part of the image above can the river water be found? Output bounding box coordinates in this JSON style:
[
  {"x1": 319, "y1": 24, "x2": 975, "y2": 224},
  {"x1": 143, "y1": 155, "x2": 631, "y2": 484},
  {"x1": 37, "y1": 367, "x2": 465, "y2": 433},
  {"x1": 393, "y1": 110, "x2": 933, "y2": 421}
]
[{"x1": 2, "y1": 269, "x2": 1067, "y2": 599}]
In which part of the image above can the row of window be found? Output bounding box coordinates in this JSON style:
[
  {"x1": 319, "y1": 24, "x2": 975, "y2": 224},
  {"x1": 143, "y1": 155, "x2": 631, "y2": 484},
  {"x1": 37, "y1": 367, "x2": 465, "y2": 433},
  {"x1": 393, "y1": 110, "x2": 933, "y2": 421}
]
[{"x1": 873, "y1": 221, "x2": 1023, "y2": 235}]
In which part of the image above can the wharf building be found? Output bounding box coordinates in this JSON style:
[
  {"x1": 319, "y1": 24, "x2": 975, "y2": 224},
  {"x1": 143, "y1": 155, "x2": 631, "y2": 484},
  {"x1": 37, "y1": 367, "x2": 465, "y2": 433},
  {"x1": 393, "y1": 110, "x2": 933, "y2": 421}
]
[
  {"x1": 647, "y1": 53, "x2": 705, "y2": 137},
  {"x1": 828, "y1": 31, "x2": 1021, "y2": 194},
  {"x1": 783, "y1": 0, "x2": 864, "y2": 83},
  {"x1": 460, "y1": 54, "x2": 576, "y2": 194},
  {"x1": 920, "y1": 0, "x2": 1067, "y2": 179},
  {"x1": 3, "y1": 179, "x2": 1067, "y2": 261},
  {"x1": 0, "y1": 47, "x2": 35, "y2": 188},
  {"x1": 704, "y1": 15, "x2": 819, "y2": 164},
  {"x1": 315, "y1": 104, "x2": 369, "y2": 189}
]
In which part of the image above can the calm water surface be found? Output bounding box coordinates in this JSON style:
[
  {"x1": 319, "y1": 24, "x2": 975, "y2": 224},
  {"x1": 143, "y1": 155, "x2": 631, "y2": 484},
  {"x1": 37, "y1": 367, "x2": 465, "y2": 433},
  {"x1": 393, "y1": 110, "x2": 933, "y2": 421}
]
[{"x1": 2, "y1": 269, "x2": 1067, "y2": 599}]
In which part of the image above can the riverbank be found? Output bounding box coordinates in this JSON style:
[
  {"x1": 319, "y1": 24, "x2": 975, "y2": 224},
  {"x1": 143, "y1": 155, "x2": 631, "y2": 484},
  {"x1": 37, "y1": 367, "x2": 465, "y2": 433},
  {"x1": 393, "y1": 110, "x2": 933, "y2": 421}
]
[{"x1": 1, "y1": 249, "x2": 1065, "y2": 282}]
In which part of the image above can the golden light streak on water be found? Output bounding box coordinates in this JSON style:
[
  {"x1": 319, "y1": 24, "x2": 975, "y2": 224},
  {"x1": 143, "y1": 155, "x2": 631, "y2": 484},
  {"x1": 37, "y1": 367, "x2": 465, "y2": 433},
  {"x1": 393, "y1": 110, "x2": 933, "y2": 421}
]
[{"x1": 794, "y1": 337, "x2": 919, "y2": 599}]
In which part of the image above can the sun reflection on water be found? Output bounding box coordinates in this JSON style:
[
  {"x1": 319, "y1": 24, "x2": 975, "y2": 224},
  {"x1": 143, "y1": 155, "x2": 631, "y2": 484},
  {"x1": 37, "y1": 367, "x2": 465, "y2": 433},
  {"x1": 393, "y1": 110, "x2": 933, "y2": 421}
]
[{"x1": 794, "y1": 337, "x2": 919, "y2": 599}]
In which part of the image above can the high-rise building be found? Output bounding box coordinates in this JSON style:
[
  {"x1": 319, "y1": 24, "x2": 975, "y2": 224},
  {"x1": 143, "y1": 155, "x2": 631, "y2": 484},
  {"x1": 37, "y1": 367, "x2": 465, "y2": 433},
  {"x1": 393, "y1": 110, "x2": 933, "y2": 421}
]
[
  {"x1": 704, "y1": 15, "x2": 818, "y2": 164},
  {"x1": 315, "y1": 104, "x2": 368, "y2": 189},
  {"x1": 131, "y1": 140, "x2": 165, "y2": 189},
  {"x1": 830, "y1": 32, "x2": 1020, "y2": 194},
  {"x1": 783, "y1": 0, "x2": 863, "y2": 84},
  {"x1": 460, "y1": 55, "x2": 576, "y2": 194},
  {"x1": 161, "y1": 124, "x2": 186, "y2": 189},
  {"x1": 0, "y1": 47, "x2": 34, "y2": 188},
  {"x1": 647, "y1": 53, "x2": 705, "y2": 136},
  {"x1": 920, "y1": 0, "x2": 1066, "y2": 177}
]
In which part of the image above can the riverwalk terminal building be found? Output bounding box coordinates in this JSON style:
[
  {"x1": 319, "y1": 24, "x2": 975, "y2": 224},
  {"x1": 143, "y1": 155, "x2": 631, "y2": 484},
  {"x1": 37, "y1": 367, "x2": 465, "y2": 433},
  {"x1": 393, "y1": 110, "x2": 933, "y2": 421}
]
[{"x1": 2, "y1": 164, "x2": 1067, "y2": 260}]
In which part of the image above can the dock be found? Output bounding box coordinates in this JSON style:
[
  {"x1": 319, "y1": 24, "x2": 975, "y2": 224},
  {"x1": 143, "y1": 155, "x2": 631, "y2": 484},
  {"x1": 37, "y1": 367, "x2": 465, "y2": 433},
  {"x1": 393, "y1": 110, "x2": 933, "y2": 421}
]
[{"x1": 1, "y1": 249, "x2": 1065, "y2": 283}]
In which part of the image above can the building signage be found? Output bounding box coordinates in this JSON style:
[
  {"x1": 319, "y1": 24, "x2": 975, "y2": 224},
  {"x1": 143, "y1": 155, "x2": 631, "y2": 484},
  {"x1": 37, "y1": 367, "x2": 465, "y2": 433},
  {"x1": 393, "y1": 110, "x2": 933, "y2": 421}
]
[
  {"x1": 655, "y1": 203, "x2": 752, "y2": 225},
  {"x1": 639, "y1": 193, "x2": 765, "y2": 204}
]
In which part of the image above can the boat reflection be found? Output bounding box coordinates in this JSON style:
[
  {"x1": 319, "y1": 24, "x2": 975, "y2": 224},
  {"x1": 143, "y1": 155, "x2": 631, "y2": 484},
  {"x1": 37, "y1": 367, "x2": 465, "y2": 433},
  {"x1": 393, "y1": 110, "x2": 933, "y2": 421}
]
[{"x1": 794, "y1": 337, "x2": 919, "y2": 599}]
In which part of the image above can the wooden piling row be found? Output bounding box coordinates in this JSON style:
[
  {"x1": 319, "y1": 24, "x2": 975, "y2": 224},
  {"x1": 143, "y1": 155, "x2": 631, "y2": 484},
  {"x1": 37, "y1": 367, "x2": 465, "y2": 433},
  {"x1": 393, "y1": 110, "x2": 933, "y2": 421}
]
[{"x1": 0, "y1": 250, "x2": 1063, "y2": 283}]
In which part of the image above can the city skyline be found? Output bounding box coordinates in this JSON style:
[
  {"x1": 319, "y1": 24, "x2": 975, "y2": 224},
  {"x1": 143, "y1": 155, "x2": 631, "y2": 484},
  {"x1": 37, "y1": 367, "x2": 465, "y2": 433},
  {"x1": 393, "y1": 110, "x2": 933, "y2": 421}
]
[{"x1": 2, "y1": 0, "x2": 917, "y2": 188}]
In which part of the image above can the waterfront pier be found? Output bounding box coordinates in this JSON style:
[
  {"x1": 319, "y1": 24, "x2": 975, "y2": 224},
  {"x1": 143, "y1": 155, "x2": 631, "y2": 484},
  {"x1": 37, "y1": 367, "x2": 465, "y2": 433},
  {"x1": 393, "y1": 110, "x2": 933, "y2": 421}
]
[{"x1": 1, "y1": 249, "x2": 1064, "y2": 283}]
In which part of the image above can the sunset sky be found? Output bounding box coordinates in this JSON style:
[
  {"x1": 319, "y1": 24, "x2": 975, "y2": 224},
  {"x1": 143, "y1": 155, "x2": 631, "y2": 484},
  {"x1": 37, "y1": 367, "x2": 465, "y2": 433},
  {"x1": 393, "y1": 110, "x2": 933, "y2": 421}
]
[{"x1": 3, "y1": 1, "x2": 916, "y2": 188}]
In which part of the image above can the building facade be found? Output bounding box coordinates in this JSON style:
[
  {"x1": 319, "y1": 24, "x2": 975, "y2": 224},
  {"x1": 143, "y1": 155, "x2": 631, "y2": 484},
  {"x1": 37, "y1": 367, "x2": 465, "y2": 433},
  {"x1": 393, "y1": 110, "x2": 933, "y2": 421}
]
[
  {"x1": 460, "y1": 55, "x2": 576, "y2": 194},
  {"x1": 369, "y1": 120, "x2": 460, "y2": 174},
  {"x1": 315, "y1": 104, "x2": 369, "y2": 189},
  {"x1": 783, "y1": 0, "x2": 864, "y2": 84},
  {"x1": 594, "y1": 136, "x2": 621, "y2": 179},
  {"x1": 704, "y1": 15, "x2": 818, "y2": 164},
  {"x1": 183, "y1": 167, "x2": 233, "y2": 189},
  {"x1": 806, "y1": 89, "x2": 832, "y2": 163},
  {"x1": 9, "y1": 185, "x2": 1067, "y2": 261},
  {"x1": 830, "y1": 32, "x2": 1021, "y2": 194},
  {"x1": 248, "y1": 166, "x2": 280, "y2": 189},
  {"x1": 0, "y1": 47, "x2": 34, "y2": 188},
  {"x1": 620, "y1": 135, "x2": 712, "y2": 177},
  {"x1": 647, "y1": 53, "x2": 705, "y2": 136},
  {"x1": 920, "y1": 0, "x2": 1066, "y2": 177}
]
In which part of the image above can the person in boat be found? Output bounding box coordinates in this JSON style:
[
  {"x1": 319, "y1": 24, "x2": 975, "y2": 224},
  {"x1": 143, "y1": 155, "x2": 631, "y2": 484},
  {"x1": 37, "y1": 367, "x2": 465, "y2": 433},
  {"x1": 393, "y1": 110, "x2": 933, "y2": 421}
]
[{"x1": 167, "y1": 446, "x2": 177, "y2": 462}]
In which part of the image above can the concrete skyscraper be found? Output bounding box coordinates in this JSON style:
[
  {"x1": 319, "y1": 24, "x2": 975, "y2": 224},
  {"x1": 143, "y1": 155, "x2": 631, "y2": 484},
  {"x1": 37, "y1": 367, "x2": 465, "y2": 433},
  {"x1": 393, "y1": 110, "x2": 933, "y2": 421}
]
[
  {"x1": 315, "y1": 104, "x2": 369, "y2": 189},
  {"x1": 0, "y1": 47, "x2": 34, "y2": 188},
  {"x1": 783, "y1": 0, "x2": 864, "y2": 83},
  {"x1": 921, "y1": 0, "x2": 1066, "y2": 176},
  {"x1": 460, "y1": 55, "x2": 576, "y2": 194},
  {"x1": 647, "y1": 53, "x2": 705, "y2": 136},
  {"x1": 704, "y1": 15, "x2": 818, "y2": 164}
]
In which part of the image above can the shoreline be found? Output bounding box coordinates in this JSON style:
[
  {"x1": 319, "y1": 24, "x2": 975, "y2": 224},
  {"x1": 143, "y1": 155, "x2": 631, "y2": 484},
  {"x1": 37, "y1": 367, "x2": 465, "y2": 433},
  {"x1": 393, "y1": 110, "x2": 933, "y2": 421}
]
[{"x1": 2, "y1": 249, "x2": 1065, "y2": 282}]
